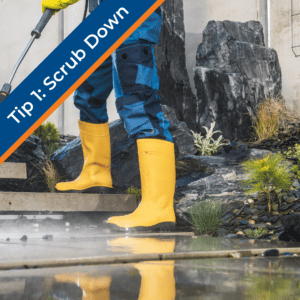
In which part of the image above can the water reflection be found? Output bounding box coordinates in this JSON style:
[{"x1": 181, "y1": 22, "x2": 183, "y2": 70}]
[
  {"x1": 109, "y1": 237, "x2": 176, "y2": 300},
  {"x1": 2, "y1": 236, "x2": 300, "y2": 299},
  {"x1": 54, "y1": 273, "x2": 111, "y2": 300}
]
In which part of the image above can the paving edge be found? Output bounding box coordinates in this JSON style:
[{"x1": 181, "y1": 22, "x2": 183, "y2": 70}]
[
  {"x1": 0, "y1": 192, "x2": 137, "y2": 212},
  {"x1": 0, "y1": 247, "x2": 299, "y2": 271},
  {"x1": 0, "y1": 163, "x2": 27, "y2": 179}
]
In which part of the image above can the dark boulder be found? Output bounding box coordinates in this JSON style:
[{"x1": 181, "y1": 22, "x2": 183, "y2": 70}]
[
  {"x1": 194, "y1": 20, "x2": 282, "y2": 141},
  {"x1": 155, "y1": 0, "x2": 197, "y2": 129},
  {"x1": 0, "y1": 135, "x2": 48, "y2": 192},
  {"x1": 279, "y1": 214, "x2": 300, "y2": 242}
]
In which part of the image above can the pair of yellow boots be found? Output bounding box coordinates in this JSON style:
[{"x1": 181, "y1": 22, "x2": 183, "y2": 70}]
[{"x1": 55, "y1": 120, "x2": 176, "y2": 231}]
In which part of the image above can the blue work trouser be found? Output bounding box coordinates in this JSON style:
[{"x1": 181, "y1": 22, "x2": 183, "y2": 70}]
[{"x1": 73, "y1": 9, "x2": 172, "y2": 142}]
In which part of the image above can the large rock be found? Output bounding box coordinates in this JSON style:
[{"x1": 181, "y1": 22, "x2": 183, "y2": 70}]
[
  {"x1": 155, "y1": 0, "x2": 197, "y2": 129},
  {"x1": 51, "y1": 105, "x2": 197, "y2": 193},
  {"x1": 0, "y1": 135, "x2": 48, "y2": 192},
  {"x1": 194, "y1": 20, "x2": 282, "y2": 141},
  {"x1": 175, "y1": 148, "x2": 272, "y2": 226},
  {"x1": 279, "y1": 214, "x2": 300, "y2": 242}
]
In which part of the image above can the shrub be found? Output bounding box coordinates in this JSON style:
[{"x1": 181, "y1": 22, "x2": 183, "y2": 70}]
[
  {"x1": 191, "y1": 122, "x2": 225, "y2": 155},
  {"x1": 33, "y1": 122, "x2": 60, "y2": 155},
  {"x1": 283, "y1": 143, "x2": 300, "y2": 158},
  {"x1": 189, "y1": 197, "x2": 223, "y2": 235},
  {"x1": 252, "y1": 96, "x2": 297, "y2": 141},
  {"x1": 126, "y1": 186, "x2": 142, "y2": 203},
  {"x1": 245, "y1": 227, "x2": 268, "y2": 238},
  {"x1": 241, "y1": 153, "x2": 294, "y2": 213}
]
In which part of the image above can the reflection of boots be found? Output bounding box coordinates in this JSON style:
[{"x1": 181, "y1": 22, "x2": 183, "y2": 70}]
[
  {"x1": 107, "y1": 139, "x2": 176, "y2": 231},
  {"x1": 109, "y1": 237, "x2": 176, "y2": 300},
  {"x1": 55, "y1": 273, "x2": 111, "y2": 300},
  {"x1": 55, "y1": 121, "x2": 113, "y2": 191}
]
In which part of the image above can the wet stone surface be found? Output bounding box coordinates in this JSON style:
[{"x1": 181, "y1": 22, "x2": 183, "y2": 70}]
[{"x1": 0, "y1": 233, "x2": 300, "y2": 299}]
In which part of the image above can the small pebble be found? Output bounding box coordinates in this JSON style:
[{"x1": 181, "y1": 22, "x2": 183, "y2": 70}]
[
  {"x1": 262, "y1": 249, "x2": 279, "y2": 257},
  {"x1": 20, "y1": 235, "x2": 27, "y2": 242},
  {"x1": 42, "y1": 235, "x2": 53, "y2": 240}
]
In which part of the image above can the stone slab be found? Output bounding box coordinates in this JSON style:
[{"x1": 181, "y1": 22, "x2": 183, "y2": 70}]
[
  {"x1": 0, "y1": 163, "x2": 27, "y2": 179},
  {"x1": 0, "y1": 192, "x2": 137, "y2": 212}
]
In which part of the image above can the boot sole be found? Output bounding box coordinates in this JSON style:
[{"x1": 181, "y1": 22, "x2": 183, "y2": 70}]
[
  {"x1": 55, "y1": 187, "x2": 102, "y2": 194},
  {"x1": 106, "y1": 222, "x2": 176, "y2": 233}
]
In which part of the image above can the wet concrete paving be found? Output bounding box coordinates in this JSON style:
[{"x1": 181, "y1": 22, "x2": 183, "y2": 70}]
[{"x1": 0, "y1": 214, "x2": 300, "y2": 299}]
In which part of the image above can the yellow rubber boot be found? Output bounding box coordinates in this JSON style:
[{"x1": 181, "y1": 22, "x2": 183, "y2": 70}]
[
  {"x1": 107, "y1": 139, "x2": 176, "y2": 231},
  {"x1": 55, "y1": 121, "x2": 113, "y2": 191},
  {"x1": 55, "y1": 273, "x2": 111, "y2": 300}
]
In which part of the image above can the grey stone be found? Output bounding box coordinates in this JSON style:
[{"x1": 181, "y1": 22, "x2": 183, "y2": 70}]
[
  {"x1": 270, "y1": 216, "x2": 279, "y2": 223},
  {"x1": 42, "y1": 235, "x2": 53, "y2": 240},
  {"x1": 51, "y1": 105, "x2": 196, "y2": 194},
  {"x1": 0, "y1": 135, "x2": 48, "y2": 192},
  {"x1": 250, "y1": 208, "x2": 258, "y2": 215},
  {"x1": 293, "y1": 203, "x2": 300, "y2": 211},
  {"x1": 222, "y1": 234, "x2": 241, "y2": 239},
  {"x1": 279, "y1": 204, "x2": 293, "y2": 212},
  {"x1": 194, "y1": 20, "x2": 282, "y2": 141},
  {"x1": 216, "y1": 228, "x2": 228, "y2": 237},
  {"x1": 221, "y1": 214, "x2": 233, "y2": 223},
  {"x1": 293, "y1": 181, "x2": 300, "y2": 190},
  {"x1": 20, "y1": 235, "x2": 27, "y2": 242},
  {"x1": 257, "y1": 205, "x2": 268, "y2": 210}
]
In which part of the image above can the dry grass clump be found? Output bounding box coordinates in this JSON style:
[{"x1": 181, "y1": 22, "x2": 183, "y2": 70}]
[
  {"x1": 252, "y1": 96, "x2": 299, "y2": 141},
  {"x1": 41, "y1": 157, "x2": 61, "y2": 193}
]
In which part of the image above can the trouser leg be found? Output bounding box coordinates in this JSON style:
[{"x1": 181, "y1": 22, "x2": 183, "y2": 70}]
[
  {"x1": 112, "y1": 41, "x2": 173, "y2": 142},
  {"x1": 74, "y1": 56, "x2": 113, "y2": 124}
]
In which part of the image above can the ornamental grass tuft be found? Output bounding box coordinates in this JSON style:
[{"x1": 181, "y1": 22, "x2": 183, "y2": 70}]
[
  {"x1": 189, "y1": 198, "x2": 223, "y2": 235},
  {"x1": 241, "y1": 153, "x2": 294, "y2": 213},
  {"x1": 252, "y1": 96, "x2": 298, "y2": 141}
]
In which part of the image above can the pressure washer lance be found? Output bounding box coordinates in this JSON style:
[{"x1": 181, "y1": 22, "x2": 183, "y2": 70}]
[{"x1": 0, "y1": 9, "x2": 55, "y2": 104}]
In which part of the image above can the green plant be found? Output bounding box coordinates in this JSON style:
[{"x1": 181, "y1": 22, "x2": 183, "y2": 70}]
[
  {"x1": 241, "y1": 153, "x2": 294, "y2": 213},
  {"x1": 245, "y1": 227, "x2": 268, "y2": 238},
  {"x1": 33, "y1": 122, "x2": 60, "y2": 155},
  {"x1": 189, "y1": 197, "x2": 223, "y2": 235},
  {"x1": 126, "y1": 186, "x2": 142, "y2": 203},
  {"x1": 283, "y1": 143, "x2": 300, "y2": 158},
  {"x1": 191, "y1": 122, "x2": 225, "y2": 155}
]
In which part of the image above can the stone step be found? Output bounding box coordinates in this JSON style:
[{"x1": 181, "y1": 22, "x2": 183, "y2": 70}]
[
  {"x1": 0, "y1": 163, "x2": 27, "y2": 179},
  {"x1": 0, "y1": 192, "x2": 137, "y2": 212}
]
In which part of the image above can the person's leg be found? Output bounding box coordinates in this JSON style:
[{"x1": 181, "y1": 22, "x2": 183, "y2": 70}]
[
  {"x1": 107, "y1": 41, "x2": 176, "y2": 232},
  {"x1": 55, "y1": 57, "x2": 114, "y2": 191}
]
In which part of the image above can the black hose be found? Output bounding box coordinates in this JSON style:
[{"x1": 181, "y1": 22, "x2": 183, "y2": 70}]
[{"x1": 83, "y1": 0, "x2": 88, "y2": 21}]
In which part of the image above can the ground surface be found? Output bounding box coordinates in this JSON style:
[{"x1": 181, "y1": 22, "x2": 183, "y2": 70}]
[{"x1": 0, "y1": 213, "x2": 300, "y2": 299}]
